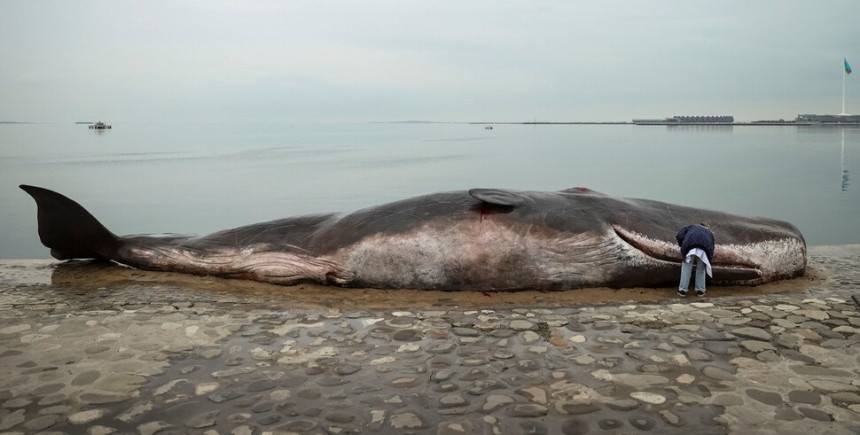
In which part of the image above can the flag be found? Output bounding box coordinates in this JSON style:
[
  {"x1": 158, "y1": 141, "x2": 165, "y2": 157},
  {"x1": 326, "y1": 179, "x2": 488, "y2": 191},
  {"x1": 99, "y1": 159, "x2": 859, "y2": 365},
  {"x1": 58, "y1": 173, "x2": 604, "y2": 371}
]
[{"x1": 846, "y1": 58, "x2": 853, "y2": 75}]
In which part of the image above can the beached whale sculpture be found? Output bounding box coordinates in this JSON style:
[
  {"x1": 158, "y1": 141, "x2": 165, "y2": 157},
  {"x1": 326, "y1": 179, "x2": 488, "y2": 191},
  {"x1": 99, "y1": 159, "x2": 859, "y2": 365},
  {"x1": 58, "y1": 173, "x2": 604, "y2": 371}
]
[{"x1": 21, "y1": 185, "x2": 806, "y2": 290}]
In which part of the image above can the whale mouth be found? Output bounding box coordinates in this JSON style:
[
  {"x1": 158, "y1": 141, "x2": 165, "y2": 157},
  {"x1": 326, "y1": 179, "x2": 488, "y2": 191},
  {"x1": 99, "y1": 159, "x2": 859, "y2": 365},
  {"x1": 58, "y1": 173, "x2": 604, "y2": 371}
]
[{"x1": 612, "y1": 226, "x2": 763, "y2": 282}]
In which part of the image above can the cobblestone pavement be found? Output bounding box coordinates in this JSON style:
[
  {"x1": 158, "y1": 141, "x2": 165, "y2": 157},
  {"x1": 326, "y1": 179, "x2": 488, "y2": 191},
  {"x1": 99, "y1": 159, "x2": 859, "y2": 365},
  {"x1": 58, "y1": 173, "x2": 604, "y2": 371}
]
[{"x1": 1, "y1": 246, "x2": 859, "y2": 435}]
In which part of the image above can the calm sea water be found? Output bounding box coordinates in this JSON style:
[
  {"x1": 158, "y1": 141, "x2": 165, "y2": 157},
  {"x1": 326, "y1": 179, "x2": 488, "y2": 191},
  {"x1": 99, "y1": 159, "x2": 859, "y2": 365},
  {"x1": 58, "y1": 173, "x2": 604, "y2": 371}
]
[{"x1": 1, "y1": 122, "x2": 857, "y2": 259}]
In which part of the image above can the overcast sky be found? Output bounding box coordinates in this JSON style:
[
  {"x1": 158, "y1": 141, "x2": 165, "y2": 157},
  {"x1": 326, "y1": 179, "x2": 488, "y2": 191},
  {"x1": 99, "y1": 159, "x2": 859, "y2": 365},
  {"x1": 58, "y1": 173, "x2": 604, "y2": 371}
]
[{"x1": 2, "y1": 1, "x2": 859, "y2": 123}]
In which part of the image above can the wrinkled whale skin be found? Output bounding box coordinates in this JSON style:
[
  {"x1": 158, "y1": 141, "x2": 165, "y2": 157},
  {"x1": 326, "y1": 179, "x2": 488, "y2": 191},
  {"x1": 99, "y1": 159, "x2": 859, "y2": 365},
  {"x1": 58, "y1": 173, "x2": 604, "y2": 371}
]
[{"x1": 20, "y1": 185, "x2": 806, "y2": 290}]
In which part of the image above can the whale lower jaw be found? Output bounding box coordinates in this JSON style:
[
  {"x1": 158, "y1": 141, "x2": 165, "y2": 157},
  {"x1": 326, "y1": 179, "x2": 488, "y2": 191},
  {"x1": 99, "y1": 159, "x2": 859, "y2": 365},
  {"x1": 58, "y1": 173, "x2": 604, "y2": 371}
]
[{"x1": 612, "y1": 225, "x2": 765, "y2": 284}]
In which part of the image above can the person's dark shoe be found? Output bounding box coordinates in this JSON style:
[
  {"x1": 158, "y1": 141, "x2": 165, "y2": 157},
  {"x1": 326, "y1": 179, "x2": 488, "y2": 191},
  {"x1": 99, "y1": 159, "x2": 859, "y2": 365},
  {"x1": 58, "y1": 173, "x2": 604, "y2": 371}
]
[
  {"x1": 678, "y1": 289, "x2": 688, "y2": 297},
  {"x1": 696, "y1": 289, "x2": 706, "y2": 297}
]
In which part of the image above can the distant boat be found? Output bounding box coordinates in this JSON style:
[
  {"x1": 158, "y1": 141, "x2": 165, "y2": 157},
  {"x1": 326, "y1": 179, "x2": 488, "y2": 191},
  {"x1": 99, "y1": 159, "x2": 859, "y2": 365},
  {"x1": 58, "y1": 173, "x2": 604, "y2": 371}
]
[
  {"x1": 88, "y1": 121, "x2": 111, "y2": 130},
  {"x1": 485, "y1": 125, "x2": 493, "y2": 130}
]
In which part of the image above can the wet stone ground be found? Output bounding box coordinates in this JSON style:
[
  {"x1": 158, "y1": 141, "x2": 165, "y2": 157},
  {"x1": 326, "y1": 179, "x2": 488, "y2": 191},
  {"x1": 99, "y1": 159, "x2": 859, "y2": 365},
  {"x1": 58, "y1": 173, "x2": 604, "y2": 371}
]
[{"x1": 0, "y1": 246, "x2": 859, "y2": 434}]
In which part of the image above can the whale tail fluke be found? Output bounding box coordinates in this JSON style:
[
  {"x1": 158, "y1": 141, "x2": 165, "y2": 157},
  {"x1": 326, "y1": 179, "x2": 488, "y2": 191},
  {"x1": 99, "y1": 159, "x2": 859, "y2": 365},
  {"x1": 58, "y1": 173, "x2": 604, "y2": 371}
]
[{"x1": 20, "y1": 185, "x2": 121, "y2": 261}]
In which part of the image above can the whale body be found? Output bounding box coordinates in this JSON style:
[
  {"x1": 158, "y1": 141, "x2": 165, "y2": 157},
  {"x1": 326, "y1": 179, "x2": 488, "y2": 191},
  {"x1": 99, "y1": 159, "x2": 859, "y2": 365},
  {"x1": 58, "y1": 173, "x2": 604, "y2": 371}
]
[{"x1": 20, "y1": 185, "x2": 806, "y2": 290}]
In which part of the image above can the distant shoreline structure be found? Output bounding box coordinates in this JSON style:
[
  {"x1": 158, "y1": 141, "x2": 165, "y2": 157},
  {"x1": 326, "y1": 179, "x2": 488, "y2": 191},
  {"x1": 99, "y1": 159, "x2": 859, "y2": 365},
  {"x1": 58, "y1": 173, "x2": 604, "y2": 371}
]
[
  {"x1": 632, "y1": 115, "x2": 735, "y2": 125},
  {"x1": 469, "y1": 113, "x2": 860, "y2": 127},
  {"x1": 629, "y1": 114, "x2": 860, "y2": 126}
]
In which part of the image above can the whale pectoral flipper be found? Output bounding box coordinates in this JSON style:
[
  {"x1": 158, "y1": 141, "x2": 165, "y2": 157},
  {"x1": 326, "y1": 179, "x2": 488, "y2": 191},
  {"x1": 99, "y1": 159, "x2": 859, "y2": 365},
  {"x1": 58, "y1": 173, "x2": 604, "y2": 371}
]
[
  {"x1": 468, "y1": 188, "x2": 527, "y2": 207},
  {"x1": 19, "y1": 185, "x2": 121, "y2": 261}
]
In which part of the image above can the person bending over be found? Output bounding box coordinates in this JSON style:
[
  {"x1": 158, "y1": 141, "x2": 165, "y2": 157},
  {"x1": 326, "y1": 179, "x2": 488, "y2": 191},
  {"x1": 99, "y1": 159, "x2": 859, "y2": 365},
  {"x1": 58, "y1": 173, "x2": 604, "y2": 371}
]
[{"x1": 675, "y1": 223, "x2": 714, "y2": 297}]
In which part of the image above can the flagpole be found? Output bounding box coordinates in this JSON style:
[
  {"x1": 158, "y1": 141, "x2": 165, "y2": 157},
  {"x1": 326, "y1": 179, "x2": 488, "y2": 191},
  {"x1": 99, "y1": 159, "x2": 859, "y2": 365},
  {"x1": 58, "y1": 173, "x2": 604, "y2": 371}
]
[
  {"x1": 843, "y1": 66, "x2": 847, "y2": 115},
  {"x1": 843, "y1": 57, "x2": 852, "y2": 115}
]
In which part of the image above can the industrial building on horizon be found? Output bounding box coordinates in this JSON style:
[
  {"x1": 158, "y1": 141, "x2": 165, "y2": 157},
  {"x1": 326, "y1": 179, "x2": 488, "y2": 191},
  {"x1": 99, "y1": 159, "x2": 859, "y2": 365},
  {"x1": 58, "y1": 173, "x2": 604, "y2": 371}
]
[
  {"x1": 632, "y1": 116, "x2": 734, "y2": 125},
  {"x1": 795, "y1": 114, "x2": 860, "y2": 124},
  {"x1": 633, "y1": 113, "x2": 860, "y2": 125}
]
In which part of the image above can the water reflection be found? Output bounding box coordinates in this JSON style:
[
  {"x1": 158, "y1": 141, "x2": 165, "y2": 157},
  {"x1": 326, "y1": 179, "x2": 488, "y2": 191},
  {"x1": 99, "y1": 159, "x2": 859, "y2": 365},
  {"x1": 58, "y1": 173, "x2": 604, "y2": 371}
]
[
  {"x1": 4, "y1": 122, "x2": 860, "y2": 256},
  {"x1": 664, "y1": 125, "x2": 734, "y2": 133},
  {"x1": 842, "y1": 129, "x2": 850, "y2": 192}
]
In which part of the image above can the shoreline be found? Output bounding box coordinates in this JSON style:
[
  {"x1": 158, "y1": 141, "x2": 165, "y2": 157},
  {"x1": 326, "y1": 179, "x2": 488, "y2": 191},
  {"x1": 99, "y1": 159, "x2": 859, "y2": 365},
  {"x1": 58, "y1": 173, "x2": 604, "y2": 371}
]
[{"x1": 1, "y1": 245, "x2": 855, "y2": 310}]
